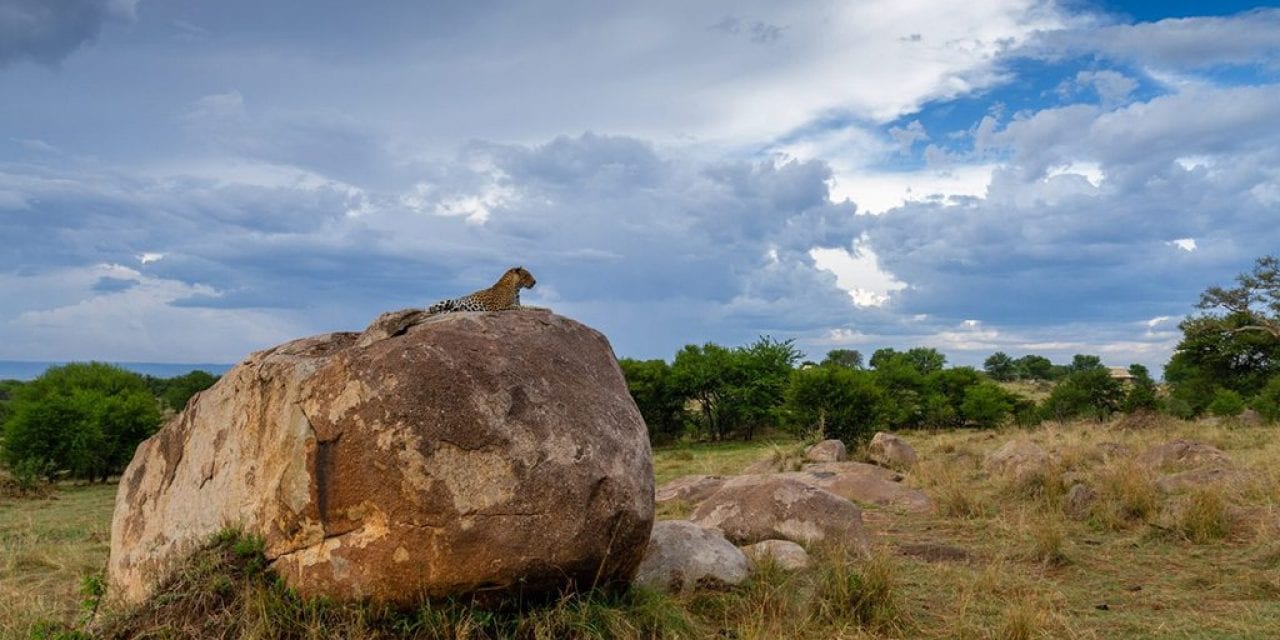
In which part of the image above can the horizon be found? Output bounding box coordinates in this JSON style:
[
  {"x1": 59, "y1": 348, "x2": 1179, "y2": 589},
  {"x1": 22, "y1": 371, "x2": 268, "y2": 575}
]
[{"x1": 3, "y1": 1, "x2": 1279, "y2": 375}]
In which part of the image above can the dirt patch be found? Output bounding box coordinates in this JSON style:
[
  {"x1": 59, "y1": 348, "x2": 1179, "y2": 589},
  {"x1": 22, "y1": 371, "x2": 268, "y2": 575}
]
[{"x1": 896, "y1": 542, "x2": 974, "y2": 563}]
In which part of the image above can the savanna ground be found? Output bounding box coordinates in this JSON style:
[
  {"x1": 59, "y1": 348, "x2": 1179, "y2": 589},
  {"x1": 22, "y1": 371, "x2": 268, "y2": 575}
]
[{"x1": 3, "y1": 416, "x2": 1279, "y2": 639}]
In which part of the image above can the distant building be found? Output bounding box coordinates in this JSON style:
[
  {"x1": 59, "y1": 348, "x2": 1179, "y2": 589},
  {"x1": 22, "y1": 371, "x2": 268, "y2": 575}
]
[{"x1": 1108, "y1": 366, "x2": 1135, "y2": 382}]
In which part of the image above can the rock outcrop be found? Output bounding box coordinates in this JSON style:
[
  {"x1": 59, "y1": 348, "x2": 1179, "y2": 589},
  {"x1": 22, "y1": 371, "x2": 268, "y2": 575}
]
[
  {"x1": 689, "y1": 476, "x2": 868, "y2": 550},
  {"x1": 1137, "y1": 440, "x2": 1230, "y2": 470},
  {"x1": 804, "y1": 439, "x2": 847, "y2": 463},
  {"x1": 633, "y1": 521, "x2": 748, "y2": 592},
  {"x1": 655, "y1": 475, "x2": 728, "y2": 506},
  {"x1": 867, "y1": 432, "x2": 918, "y2": 470},
  {"x1": 782, "y1": 462, "x2": 932, "y2": 513},
  {"x1": 108, "y1": 309, "x2": 654, "y2": 606}
]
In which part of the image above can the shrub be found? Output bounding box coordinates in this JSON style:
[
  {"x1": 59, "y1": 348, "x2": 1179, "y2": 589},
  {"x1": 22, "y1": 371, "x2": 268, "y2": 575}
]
[
  {"x1": 1208, "y1": 388, "x2": 1246, "y2": 417},
  {"x1": 784, "y1": 365, "x2": 884, "y2": 446},
  {"x1": 1250, "y1": 376, "x2": 1280, "y2": 423},
  {"x1": 960, "y1": 382, "x2": 1015, "y2": 428},
  {"x1": 1040, "y1": 367, "x2": 1124, "y2": 422},
  {"x1": 2, "y1": 362, "x2": 162, "y2": 482}
]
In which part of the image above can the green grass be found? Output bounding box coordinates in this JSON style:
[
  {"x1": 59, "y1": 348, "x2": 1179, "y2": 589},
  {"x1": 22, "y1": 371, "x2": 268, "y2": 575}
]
[
  {"x1": 0, "y1": 483, "x2": 116, "y2": 638},
  {"x1": 5, "y1": 420, "x2": 1280, "y2": 638}
]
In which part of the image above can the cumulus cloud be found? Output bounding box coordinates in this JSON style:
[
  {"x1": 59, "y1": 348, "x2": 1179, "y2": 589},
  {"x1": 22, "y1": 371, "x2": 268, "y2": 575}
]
[
  {"x1": 0, "y1": 132, "x2": 871, "y2": 361},
  {"x1": 1027, "y1": 8, "x2": 1280, "y2": 70},
  {"x1": 0, "y1": 0, "x2": 137, "y2": 66}
]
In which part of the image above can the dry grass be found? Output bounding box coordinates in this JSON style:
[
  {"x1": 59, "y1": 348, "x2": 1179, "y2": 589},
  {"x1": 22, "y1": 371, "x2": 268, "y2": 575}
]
[
  {"x1": 1170, "y1": 486, "x2": 1234, "y2": 544},
  {"x1": 8, "y1": 419, "x2": 1280, "y2": 639},
  {"x1": 0, "y1": 483, "x2": 115, "y2": 638},
  {"x1": 1090, "y1": 459, "x2": 1161, "y2": 530}
]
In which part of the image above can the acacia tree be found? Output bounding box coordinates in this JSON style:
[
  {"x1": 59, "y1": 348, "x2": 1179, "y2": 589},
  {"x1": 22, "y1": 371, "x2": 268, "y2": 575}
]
[
  {"x1": 821, "y1": 349, "x2": 863, "y2": 369},
  {"x1": 1167, "y1": 256, "x2": 1280, "y2": 415},
  {"x1": 983, "y1": 352, "x2": 1017, "y2": 381},
  {"x1": 670, "y1": 336, "x2": 800, "y2": 441},
  {"x1": 1198, "y1": 255, "x2": 1280, "y2": 339}
]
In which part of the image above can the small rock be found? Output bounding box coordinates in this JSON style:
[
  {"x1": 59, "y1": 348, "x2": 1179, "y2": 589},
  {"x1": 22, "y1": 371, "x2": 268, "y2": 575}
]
[
  {"x1": 868, "y1": 432, "x2": 918, "y2": 470},
  {"x1": 634, "y1": 522, "x2": 749, "y2": 593},
  {"x1": 804, "y1": 439, "x2": 848, "y2": 463},
  {"x1": 984, "y1": 440, "x2": 1052, "y2": 485},
  {"x1": 741, "y1": 540, "x2": 811, "y2": 571}
]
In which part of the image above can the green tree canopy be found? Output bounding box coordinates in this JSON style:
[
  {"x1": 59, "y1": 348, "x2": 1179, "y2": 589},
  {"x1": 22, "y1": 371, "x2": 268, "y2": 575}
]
[
  {"x1": 1165, "y1": 256, "x2": 1280, "y2": 416},
  {"x1": 1041, "y1": 367, "x2": 1124, "y2": 422},
  {"x1": 821, "y1": 349, "x2": 863, "y2": 369},
  {"x1": 618, "y1": 358, "x2": 686, "y2": 443},
  {"x1": 148, "y1": 370, "x2": 220, "y2": 413},
  {"x1": 2, "y1": 363, "x2": 162, "y2": 481},
  {"x1": 1014, "y1": 354, "x2": 1054, "y2": 381},
  {"x1": 670, "y1": 336, "x2": 800, "y2": 440},
  {"x1": 983, "y1": 352, "x2": 1017, "y2": 381},
  {"x1": 784, "y1": 365, "x2": 884, "y2": 446}
]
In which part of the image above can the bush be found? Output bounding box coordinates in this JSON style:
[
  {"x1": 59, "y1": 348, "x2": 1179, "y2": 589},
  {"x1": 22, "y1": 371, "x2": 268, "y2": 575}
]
[
  {"x1": 670, "y1": 337, "x2": 800, "y2": 441},
  {"x1": 960, "y1": 382, "x2": 1015, "y2": 428},
  {"x1": 1040, "y1": 367, "x2": 1124, "y2": 422},
  {"x1": 1208, "y1": 388, "x2": 1246, "y2": 417},
  {"x1": 2, "y1": 363, "x2": 162, "y2": 482},
  {"x1": 784, "y1": 365, "x2": 884, "y2": 446},
  {"x1": 1250, "y1": 376, "x2": 1280, "y2": 423}
]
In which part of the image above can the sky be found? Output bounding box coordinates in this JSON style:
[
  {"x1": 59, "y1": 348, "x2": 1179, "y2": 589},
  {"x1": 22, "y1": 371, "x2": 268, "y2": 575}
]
[{"x1": 1, "y1": 0, "x2": 1278, "y2": 374}]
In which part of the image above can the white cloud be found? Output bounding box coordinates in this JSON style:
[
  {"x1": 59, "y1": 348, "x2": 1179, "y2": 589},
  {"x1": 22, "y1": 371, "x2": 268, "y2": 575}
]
[
  {"x1": 837, "y1": 164, "x2": 996, "y2": 214},
  {"x1": 136, "y1": 252, "x2": 165, "y2": 265},
  {"x1": 810, "y1": 234, "x2": 907, "y2": 308},
  {"x1": 1168, "y1": 238, "x2": 1197, "y2": 252},
  {"x1": 1045, "y1": 161, "x2": 1103, "y2": 187},
  {"x1": 0, "y1": 264, "x2": 295, "y2": 362}
]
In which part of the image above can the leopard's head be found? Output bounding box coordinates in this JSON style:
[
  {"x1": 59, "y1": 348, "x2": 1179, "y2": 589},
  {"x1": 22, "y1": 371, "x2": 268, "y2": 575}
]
[{"x1": 505, "y1": 266, "x2": 537, "y2": 289}]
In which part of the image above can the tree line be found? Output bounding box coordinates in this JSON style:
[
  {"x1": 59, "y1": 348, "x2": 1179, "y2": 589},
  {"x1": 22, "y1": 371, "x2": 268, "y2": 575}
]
[
  {"x1": 0, "y1": 364, "x2": 218, "y2": 483},
  {"x1": 620, "y1": 341, "x2": 1162, "y2": 447},
  {"x1": 622, "y1": 255, "x2": 1280, "y2": 446}
]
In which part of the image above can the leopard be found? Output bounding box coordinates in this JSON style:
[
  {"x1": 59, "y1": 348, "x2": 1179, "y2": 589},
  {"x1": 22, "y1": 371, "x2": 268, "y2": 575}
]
[{"x1": 427, "y1": 266, "x2": 537, "y2": 314}]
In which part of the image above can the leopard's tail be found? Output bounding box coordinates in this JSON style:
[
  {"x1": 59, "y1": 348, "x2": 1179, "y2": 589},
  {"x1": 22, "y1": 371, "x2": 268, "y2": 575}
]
[{"x1": 427, "y1": 298, "x2": 456, "y2": 314}]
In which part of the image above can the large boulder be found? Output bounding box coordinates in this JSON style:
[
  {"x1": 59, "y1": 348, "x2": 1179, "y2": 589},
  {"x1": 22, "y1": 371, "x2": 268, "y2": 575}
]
[
  {"x1": 804, "y1": 439, "x2": 848, "y2": 463},
  {"x1": 632, "y1": 521, "x2": 748, "y2": 592},
  {"x1": 689, "y1": 476, "x2": 868, "y2": 550},
  {"x1": 782, "y1": 462, "x2": 932, "y2": 514},
  {"x1": 867, "y1": 432, "x2": 917, "y2": 470},
  {"x1": 108, "y1": 309, "x2": 654, "y2": 606}
]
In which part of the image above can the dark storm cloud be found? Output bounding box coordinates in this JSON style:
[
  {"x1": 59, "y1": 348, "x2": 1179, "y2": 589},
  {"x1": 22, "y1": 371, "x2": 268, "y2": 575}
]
[{"x1": 0, "y1": 0, "x2": 136, "y2": 66}]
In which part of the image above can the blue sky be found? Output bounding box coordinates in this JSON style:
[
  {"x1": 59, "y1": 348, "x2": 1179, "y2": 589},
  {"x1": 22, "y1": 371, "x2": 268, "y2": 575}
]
[{"x1": 1, "y1": 0, "x2": 1279, "y2": 374}]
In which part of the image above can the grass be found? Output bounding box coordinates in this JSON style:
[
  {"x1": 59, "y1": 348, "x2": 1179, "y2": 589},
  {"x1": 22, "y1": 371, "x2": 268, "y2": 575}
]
[
  {"x1": 5, "y1": 416, "x2": 1280, "y2": 638},
  {"x1": 0, "y1": 483, "x2": 116, "y2": 638}
]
